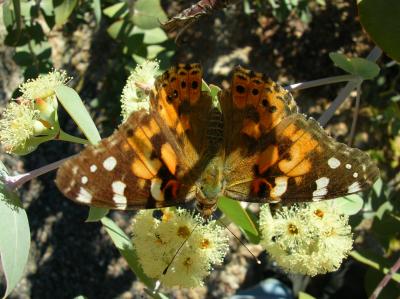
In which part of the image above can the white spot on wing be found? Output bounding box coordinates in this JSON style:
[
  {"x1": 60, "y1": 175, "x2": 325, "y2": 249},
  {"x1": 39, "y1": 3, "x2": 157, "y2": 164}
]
[
  {"x1": 270, "y1": 176, "x2": 288, "y2": 198},
  {"x1": 90, "y1": 165, "x2": 97, "y2": 172},
  {"x1": 316, "y1": 177, "x2": 330, "y2": 189},
  {"x1": 81, "y1": 176, "x2": 88, "y2": 184},
  {"x1": 76, "y1": 187, "x2": 92, "y2": 203},
  {"x1": 312, "y1": 177, "x2": 330, "y2": 199},
  {"x1": 312, "y1": 189, "x2": 328, "y2": 198},
  {"x1": 353, "y1": 172, "x2": 358, "y2": 178},
  {"x1": 345, "y1": 164, "x2": 352, "y2": 169},
  {"x1": 112, "y1": 194, "x2": 127, "y2": 208},
  {"x1": 151, "y1": 178, "x2": 164, "y2": 201},
  {"x1": 347, "y1": 182, "x2": 361, "y2": 193},
  {"x1": 112, "y1": 181, "x2": 126, "y2": 195},
  {"x1": 328, "y1": 157, "x2": 341, "y2": 169},
  {"x1": 103, "y1": 156, "x2": 117, "y2": 171}
]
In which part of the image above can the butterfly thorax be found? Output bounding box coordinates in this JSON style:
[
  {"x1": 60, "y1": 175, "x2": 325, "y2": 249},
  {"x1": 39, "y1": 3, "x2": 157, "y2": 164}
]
[
  {"x1": 196, "y1": 156, "x2": 225, "y2": 218},
  {"x1": 195, "y1": 155, "x2": 225, "y2": 218}
]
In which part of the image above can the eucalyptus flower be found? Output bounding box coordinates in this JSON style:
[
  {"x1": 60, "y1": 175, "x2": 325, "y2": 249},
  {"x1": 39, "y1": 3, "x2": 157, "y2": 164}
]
[
  {"x1": 0, "y1": 100, "x2": 45, "y2": 154},
  {"x1": 121, "y1": 60, "x2": 160, "y2": 121},
  {"x1": 259, "y1": 201, "x2": 353, "y2": 276},
  {"x1": 132, "y1": 208, "x2": 229, "y2": 288},
  {"x1": 19, "y1": 69, "x2": 70, "y2": 101}
]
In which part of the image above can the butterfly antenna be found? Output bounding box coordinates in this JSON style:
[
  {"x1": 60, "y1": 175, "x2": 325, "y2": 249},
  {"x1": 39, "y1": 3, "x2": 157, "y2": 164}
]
[
  {"x1": 217, "y1": 219, "x2": 261, "y2": 265},
  {"x1": 162, "y1": 222, "x2": 200, "y2": 275}
]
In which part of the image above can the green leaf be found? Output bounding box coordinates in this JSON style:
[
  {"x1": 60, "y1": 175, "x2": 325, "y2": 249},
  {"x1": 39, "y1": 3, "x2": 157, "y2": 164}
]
[
  {"x1": 54, "y1": 0, "x2": 78, "y2": 26},
  {"x1": 0, "y1": 162, "x2": 30, "y2": 299},
  {"x1": 107, "y1": 19, "x2": 133, "y2": 40},
  {"x1": 146, "y1": 45, "x2": 165, "y2": 59},
  {"x1": 131, "y1": 0, "x2": 167, "y2": 29},
  {"x1": 299, "y1": 292, "x2": 316, "y2": 299},
  {"x1": 86, "y1": 207, "x2": 108, "y2": 222},
  {"x1": 132, "y1": 27, "x2": 168, "y2": 44},
  {"x1": 358, "y1": 0, "x2": 400, "y2": 62},
  {"x1": 91, "y1": 0, "x2": 101, "y2": 25},
  {"x1": 103, "y1": 2, "x2": 127, "y2": 18},
  {"x1": 350, "y1": 250, "x2": 400, "y2": 283},
  {"x1": 101, "y1": 217, "x2": 154, "y2": 288},
  {"x1": 333, "y1": 194, "x2": 364, "y2": 215},
  {"x1": 329, "y1": 52, "x2": 380, "y2": 80},
  {"x1": 371, "y1": 211, "x2": 399, "y2": 247},
  {"x1": 54, "y1": 85, "x2": 101, "y2": 145},
  {"x1": 217, "y1": 196, "x2": 260, "y2": 244},
  {"x1": 13, "y1": 51, "x2": 33, "y2": 66}
]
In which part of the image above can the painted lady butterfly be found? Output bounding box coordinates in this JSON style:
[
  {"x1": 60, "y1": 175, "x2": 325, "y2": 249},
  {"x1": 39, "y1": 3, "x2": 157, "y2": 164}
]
[{"x1": 56, "y1": 64, "x2": 379, "y2": 217}]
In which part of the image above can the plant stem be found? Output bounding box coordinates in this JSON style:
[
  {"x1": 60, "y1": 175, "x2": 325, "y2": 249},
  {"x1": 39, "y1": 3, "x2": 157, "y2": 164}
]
[
  {"x1": 5, "y1": 155, "x2": 77, "y2": 190},
  {"x1": 284, "y1": 74, "x2": 358, "y2": 91},
  {"x1": 318, "y1": 46, "x2": 382, "y2": 126},
  {"x1": 348, "y1": 82, "x2": 362, "y2": 146},
  {"x1": 369, "y1": 256, "x2": 400, "y2": 299},
  {"x1": 57, "y1": 129, "x2": 89, "y2": 145}
]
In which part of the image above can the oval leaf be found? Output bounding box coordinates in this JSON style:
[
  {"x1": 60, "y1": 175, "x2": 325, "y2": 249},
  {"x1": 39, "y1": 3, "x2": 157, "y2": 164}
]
[
  {"x1": 86, "y1": 207, "x2": 109, "y2": 222},
  {"x1": 0, "y1": 163, "x2": 30, "y2": 299},
  {"x1": 329, "y1": 52, "x2": 380, "y2": 79},
  {"x1": 54, "y1": 0, "x2": 78, "y2": 26},
  {"x1": 333, "y1": 194, "x2": 364, "y2": 215},
  {"x1": 132, "y1": 27, "x2": 168, "y2": 44},
  {"x1": 217, "y1": 196, "x2": 259, "y2": 243},
  {"x1": 54, "y1": 85, "x2": 101, "y2": 145},
  {"x1": 131, "y1": 0, "x2": 167, "y2": 29},
  {"x1": 358, "y1": 0, "x2": 400, "y2": 62}
]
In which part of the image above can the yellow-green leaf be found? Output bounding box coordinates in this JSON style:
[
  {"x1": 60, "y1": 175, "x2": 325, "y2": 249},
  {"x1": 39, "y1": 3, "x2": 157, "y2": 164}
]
[
  {"x1": 54, "y1": 0, "x2": 78, "y2": 26},
  {"x1": 217, "y1": 196, "x2": 259, "y2": 244},
  {"x1": 54, "y1": 85, "x2": 101, "y2": 145},
  {"x1": 0, "y1": 162, "x2": 30, "y2": 299}
]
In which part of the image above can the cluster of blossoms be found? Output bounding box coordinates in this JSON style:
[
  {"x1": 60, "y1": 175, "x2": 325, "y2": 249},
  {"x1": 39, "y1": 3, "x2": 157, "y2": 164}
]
[
  {"x1": 120, "y1": 60, "x2": 160, "y2": 122},
  {"x1": 0, "y1": 70, "x2": 70, "y2": 154},
  {"x1": 132, "y1": 208, "x2": 229, "y2": 288},
  {"x1": 259, "y1": 201, "x2": 353, "y2": 276}
]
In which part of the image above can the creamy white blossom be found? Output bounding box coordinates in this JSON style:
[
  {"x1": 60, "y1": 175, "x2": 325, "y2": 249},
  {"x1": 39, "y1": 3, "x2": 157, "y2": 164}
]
[
  {"x1": 132, "y1": 208, "x2": 229, "y2": 288},
  {"x1": 259, "y1": 202, "x2": 353, "y2": 276}
]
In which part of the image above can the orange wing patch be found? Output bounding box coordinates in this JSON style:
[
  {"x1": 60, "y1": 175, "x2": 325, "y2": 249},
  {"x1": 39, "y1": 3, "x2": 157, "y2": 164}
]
[
  {"x1": 230, "y1": 67, "x2": 298, "y2": 140},
  {"x1": 232, "y1": 67, "x2": 251, "y2": 108},
  {"x1": 278, "y1": 123, "x2": 320, "y2": 177}
]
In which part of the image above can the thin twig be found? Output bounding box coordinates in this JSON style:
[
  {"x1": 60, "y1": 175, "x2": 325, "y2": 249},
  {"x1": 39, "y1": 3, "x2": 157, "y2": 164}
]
[
  {"x1": 348, "y1": 82, "x2": 362, "y2": 146},
  {"x1": 369, "y1": 255, "x2": 400, "y2": 299},
  {"x1": 6, "y1": 155, "x2": 76, "y2": 190},
  {"x1": 284, "y1": 74, "x2": 358, "y2": 91}
]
